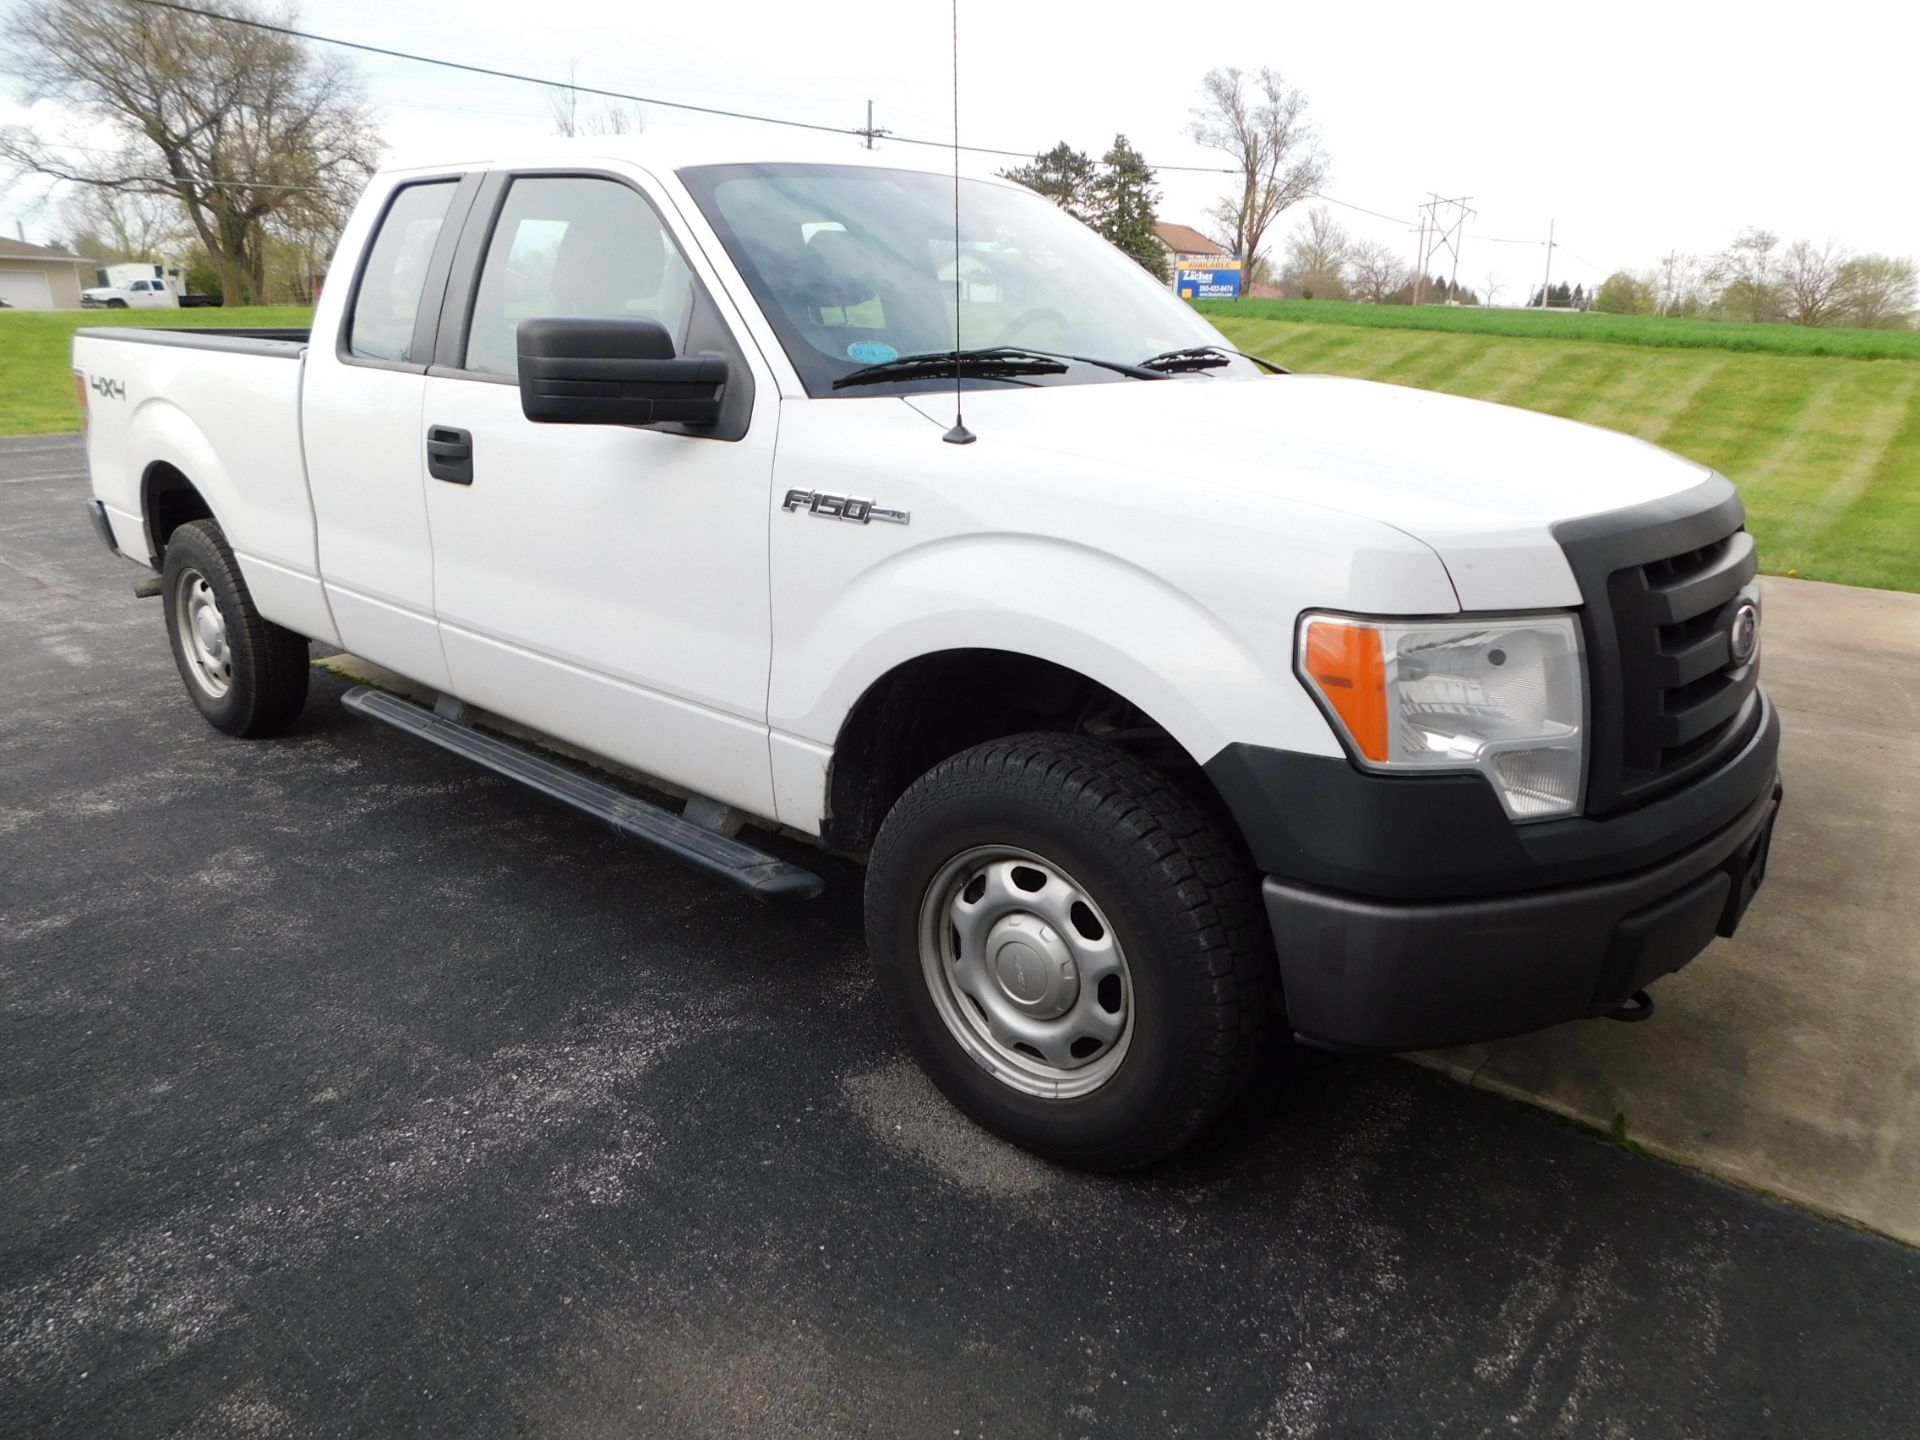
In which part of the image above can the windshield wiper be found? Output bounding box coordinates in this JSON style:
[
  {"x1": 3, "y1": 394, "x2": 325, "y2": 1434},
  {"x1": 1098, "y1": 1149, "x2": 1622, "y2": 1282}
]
[
  {"x1": 1007, "y1": 347, "x2": 1170, "y2": 380},
  {"x1": 832, "y1": 347, "x2": 1068, "y2": 390},
  {"x1": 1139, "y1": 345, "x2": 1290, "y2": 375},
  {"x1": 832, "y1": 346, "x2": 1171, "y2": 390}
]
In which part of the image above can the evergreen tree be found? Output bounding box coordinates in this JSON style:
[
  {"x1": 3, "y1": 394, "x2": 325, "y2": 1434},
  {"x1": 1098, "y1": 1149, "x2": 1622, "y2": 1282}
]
[
  {"x1": 1091, "y1": 135, "x2": 1170, "y2": 282},
  {"x1": 999, "y1": 142, "x2": 1098, "y2": 221}
]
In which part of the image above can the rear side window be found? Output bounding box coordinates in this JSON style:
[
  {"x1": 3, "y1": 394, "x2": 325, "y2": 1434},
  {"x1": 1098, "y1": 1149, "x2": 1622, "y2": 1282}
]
[
  {"x1": 463, "y1": 176, "x2": 696, "y2": 378},
  {"x1": 347, "y1": 181, "x2": 458, "y2": 363}
]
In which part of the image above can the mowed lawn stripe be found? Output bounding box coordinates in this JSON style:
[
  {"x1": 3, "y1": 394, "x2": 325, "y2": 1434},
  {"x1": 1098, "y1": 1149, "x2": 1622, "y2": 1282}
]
[
  {"x1": 1212, "y1": 314, "x2": 1920, "y2": 593},
  {"x1": 1824, "y1": 392, "x2": 1920, "y2": 589},
  {"x1": 1769, "y1": 376, "x2": 1919, "y2": 573}
]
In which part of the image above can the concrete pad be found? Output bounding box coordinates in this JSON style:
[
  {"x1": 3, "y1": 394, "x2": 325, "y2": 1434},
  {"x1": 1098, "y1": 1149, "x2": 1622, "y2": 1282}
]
[
  {"x1": 318, "y1": 578, "x2": 1920, "y2": 1245},
  {"x1": 1416, "y1": 575, "x2": 1920, "y2": 1245}
]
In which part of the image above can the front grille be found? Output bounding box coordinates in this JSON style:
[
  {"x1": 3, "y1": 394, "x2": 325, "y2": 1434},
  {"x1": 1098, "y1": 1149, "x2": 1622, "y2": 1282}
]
[{"x1": 1554, "y1": 477, "x2": 1763, "y2": 816}]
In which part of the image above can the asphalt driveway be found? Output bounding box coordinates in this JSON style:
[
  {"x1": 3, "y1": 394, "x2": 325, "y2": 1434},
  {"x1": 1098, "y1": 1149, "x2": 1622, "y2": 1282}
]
[{"x1": 4, "y1": 433, "x2": 1918, "y2": 1438}]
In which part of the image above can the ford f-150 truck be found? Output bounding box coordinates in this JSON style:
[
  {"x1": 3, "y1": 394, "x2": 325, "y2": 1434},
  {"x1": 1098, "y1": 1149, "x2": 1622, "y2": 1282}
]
[{"x1": 75, "y1": 138, "x2": 1782, "y2": 1168}]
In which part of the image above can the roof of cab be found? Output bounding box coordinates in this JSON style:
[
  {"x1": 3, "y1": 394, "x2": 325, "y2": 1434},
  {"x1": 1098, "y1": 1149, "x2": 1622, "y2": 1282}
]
[{"x1": 373, "y1": 127, "x2": 1019, "y2": 186}]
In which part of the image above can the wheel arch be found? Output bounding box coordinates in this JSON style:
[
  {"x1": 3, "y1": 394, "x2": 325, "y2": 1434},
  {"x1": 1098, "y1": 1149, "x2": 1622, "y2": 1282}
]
[
  {"x1": 820, "y1": 646, "x2": 1240, "y2": 855},
  {"x1": 141, "y1": 459, "x2": 215, "y2": 566}
]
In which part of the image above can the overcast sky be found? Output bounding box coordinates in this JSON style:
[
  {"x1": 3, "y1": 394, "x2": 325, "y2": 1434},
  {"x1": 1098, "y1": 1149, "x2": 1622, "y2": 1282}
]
[{"x1": 3, "y1": 0, "x2": 1916, "y2": 300}]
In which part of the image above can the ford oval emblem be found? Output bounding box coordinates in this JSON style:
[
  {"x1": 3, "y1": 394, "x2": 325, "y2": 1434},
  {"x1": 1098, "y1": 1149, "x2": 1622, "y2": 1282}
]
[{"x1": 1729, "y1": 601, "x2": 1760, "y2": 665}]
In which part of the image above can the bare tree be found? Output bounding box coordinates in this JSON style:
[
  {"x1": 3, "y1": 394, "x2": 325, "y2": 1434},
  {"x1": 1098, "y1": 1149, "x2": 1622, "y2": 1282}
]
[
  {"x1": 1778, "y1": 238, "x2": 1849, "y2": 326},
  {"x1": 1836, "y1": 255, "x2": 1918, "y2": 329},
  {"x1": 550, "y1": 63, "x2": 645, "y2": 138},
  {"x1": 1, "y1": 0, "x2": 381, "y2": 306},
  {"x1": 1280, "y1": 204, "x2": 1350, "y2": 298},
  {"x1": 1480, "y1": 270, "x2": 1505, "y2": 310},
  {"x1": 1654, "y1": 250, "x2": 1708, "y2": 317},
  {"x1": 61, "y1": 185, "x2": 182, "y2": 263},
  {"x1": 1341, "y1": 239, "x2": 1405, "y2": 303},
  {"x1": 1189, "y1": 67, "x2": 1327, "y2": 285},
  {"x1": 1710, "y1": 227, "x2": 1782, "y2": 322}
]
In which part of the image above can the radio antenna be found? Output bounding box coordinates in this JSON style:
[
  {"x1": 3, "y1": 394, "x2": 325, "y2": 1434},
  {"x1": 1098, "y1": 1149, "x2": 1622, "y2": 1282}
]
[{"x1": 941, "y1": 0, "x2": 975, "y2": 445}]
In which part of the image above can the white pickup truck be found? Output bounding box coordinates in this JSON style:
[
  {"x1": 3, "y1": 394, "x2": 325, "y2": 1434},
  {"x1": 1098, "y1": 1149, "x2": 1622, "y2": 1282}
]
[
  {"x1": 75, "y1": 138, "x2": 1781, "y2": 1168},
  {"x1": 82, "y1": 272, "x2": 180, "y2": 309}
]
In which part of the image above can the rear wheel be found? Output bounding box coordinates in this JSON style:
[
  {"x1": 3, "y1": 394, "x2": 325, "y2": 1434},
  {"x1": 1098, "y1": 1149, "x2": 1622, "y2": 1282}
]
[
  {"x1": 866, "y1": 734, "x2": 1273, "y2": 1169},
  {"x1": 161, "y1": 519, "x2": 309, "y2": 737}
]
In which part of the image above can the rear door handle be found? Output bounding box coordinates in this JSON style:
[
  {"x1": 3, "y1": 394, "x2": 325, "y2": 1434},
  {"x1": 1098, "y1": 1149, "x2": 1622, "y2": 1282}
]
[{"x1": 426, "y1": 425, "x2": 473, "y2": 485}]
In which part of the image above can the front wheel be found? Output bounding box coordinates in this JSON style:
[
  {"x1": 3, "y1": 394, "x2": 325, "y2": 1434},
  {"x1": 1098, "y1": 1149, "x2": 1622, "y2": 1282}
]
[
  {"x1": 162, "y1": 519, "x2": 309, "y2": 737},
  {"x1": 865, "y1": 734, "x2": 1274, "y2": 1169}
]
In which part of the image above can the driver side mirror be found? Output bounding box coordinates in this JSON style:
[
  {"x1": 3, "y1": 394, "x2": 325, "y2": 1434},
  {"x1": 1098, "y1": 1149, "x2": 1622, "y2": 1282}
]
[{"x1": 517, "y1": 316, "x2": 726, "y2": 428}]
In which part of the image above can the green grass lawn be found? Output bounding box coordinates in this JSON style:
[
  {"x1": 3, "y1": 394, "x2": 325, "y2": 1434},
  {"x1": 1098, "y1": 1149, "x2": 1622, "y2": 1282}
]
[
  {"x1": 1209, "y1": 309, "x2": 1920, "y2": 593},
  {"x1": 1198, "y1": 297, "x2": 1920, "y2": 361},
  {"x1": 0, "y1": 306, "x2": 314, "y2": 436}
]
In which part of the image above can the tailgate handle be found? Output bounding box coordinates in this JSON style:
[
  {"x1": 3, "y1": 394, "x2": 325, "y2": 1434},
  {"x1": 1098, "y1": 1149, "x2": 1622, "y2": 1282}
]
[{"x1": 426, "y1": 425, "x2": 473, "y2": 485}]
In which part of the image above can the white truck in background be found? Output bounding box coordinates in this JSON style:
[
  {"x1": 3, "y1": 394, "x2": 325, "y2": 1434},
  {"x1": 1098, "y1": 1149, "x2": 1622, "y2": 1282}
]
[
  {"x1": 82, "y1": 262, "x2": 222, "y2": 309},
  {"x1": 73, "y1": 138, "x2": 1782, "y2": 1168}
]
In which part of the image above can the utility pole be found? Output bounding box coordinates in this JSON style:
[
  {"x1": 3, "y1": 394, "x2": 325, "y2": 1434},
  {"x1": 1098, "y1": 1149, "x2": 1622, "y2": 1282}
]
[
  {"x1": 859, "y1": 99, "x2": 891, "y2": 150},
  {"x1": 1539, "y1": 218, "x2": 1556, "y2": 308}
]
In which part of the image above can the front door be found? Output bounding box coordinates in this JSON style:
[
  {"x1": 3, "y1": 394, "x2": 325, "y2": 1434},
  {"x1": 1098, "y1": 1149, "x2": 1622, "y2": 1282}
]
[{"x1": 421, "y1": 171, "x2": 780, "y2": 817}]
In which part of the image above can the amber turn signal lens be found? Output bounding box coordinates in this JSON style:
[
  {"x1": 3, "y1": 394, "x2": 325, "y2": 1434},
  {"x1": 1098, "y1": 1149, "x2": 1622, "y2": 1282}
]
[{"x1": 1302, "y1": 620, "x2": 1389, "y2": 761}]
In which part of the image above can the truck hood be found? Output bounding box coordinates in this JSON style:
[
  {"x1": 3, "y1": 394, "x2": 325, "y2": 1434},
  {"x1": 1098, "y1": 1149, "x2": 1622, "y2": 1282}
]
[{"x1": 904, "y1": 374, "x2": 1713, "y2": 609}]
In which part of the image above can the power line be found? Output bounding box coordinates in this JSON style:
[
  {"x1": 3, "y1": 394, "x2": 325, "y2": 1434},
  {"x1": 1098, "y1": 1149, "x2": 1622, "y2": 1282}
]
[
  {"x1": 55, "y1": 0, "x2": 1631, "y2": 278},
  {"x1": 126, "y1": 0, "x2": 873, "y2": 144},
  {"x1": 121, "y1": 0, "x2": 1413, "y2": 219},
  {"x1": 1306, "y1": 192, "x2": 1412, "y2": 227}
]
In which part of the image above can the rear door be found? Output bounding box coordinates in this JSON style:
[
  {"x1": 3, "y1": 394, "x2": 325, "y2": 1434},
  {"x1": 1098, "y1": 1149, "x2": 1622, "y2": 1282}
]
[
  {"x1": 418, "y1": 168, "x2": 781, "y2": 817},
  {"x1": 302, "y1": 173, "x2": 479, "y2": 688}
]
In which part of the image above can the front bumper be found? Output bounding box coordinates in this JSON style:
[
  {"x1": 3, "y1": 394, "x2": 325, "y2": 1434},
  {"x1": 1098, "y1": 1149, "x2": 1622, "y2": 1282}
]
[
  {"x1": 1211, "y1": 691, "x2": 1783, "y2": 1053},
  {"x1": 1264, "y1": 778, "x2": 1779, "y2": 1052}
]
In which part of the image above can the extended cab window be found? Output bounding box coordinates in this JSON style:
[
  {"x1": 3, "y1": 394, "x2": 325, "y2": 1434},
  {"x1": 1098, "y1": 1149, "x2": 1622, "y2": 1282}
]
[
  {"x1": 346, "y1": 180, "x2": 458, "y2": 363},
  {"x1": 464, "y1": 176, "x2": 695, "y2": 377}
]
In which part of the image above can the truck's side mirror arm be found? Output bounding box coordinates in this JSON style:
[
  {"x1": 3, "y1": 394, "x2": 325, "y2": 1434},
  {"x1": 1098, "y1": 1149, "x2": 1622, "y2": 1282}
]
[{"x1": 516, "y1": 316, "x2": 726, "y2": 429}]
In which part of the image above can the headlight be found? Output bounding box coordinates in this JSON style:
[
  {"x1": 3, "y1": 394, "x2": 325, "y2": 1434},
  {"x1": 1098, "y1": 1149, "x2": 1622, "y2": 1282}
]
[{"x1": 1296, "y1": 611, "x2": 1587, "y2": 820}]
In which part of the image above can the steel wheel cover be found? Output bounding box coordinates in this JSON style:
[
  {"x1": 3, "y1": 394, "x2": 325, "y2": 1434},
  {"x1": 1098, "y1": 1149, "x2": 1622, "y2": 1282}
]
[
  {"x1": 917, "y1": 845, "x2": 1134, "y2": 1099},
  {"x1": 175, "y1": 567, "x2": 232, "y2": 699}
]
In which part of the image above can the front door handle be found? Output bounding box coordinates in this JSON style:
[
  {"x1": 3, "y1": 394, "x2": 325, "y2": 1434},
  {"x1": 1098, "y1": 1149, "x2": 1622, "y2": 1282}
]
[{"x1": 427, "y1": 425, "x2": 473, "y2": 485}]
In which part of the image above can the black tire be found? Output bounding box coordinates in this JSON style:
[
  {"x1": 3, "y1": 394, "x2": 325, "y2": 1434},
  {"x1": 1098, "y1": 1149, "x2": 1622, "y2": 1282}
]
[
  {"x1": 106, "y1": 299, "x2": 128, "y2": 309},
  {"x1": 161, "y1": 518, "x2": 309, "y2": 737},
  {"x1": 865, "y1": 734, "x2": 1274, "y2": 1170}
]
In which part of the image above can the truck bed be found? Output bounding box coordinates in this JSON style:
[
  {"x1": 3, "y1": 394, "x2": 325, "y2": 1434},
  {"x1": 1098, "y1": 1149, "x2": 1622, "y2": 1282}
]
[
  {"x1": 73, "y1": 324, "x2": 332, "y2": 643},
  {"x1": 75, "y1": 326, "x2": 310, "y2": 357}
]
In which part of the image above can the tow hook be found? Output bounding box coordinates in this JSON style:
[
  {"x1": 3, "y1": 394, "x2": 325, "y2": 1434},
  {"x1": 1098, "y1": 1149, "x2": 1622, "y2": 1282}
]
[{"x1": 1604, "y1": 990, "x2": 1656, "y2": 1023}]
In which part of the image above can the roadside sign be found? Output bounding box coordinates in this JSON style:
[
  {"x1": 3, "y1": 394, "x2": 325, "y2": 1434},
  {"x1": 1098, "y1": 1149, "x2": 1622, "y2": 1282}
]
[{"x1": 1177, "y1": 260, "x2": 1243, "y2": 300}]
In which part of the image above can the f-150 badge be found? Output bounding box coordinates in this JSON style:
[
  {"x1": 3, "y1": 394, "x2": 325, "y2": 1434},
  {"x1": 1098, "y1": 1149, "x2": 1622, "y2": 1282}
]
[{"x1": 781, "y1": 489, "x2": 909, "y2": 526}]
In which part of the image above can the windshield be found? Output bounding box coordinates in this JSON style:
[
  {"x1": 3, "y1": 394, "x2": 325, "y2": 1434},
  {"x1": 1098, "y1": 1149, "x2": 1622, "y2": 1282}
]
[{"x1": 680, "y1": 163, "x2": 1255, "y2": 396}]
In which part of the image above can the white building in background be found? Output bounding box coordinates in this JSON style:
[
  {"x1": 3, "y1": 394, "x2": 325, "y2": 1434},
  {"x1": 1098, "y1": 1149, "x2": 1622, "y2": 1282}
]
[{"x1": 0, "y1": 237, "x2": 98, "y2": 310}]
